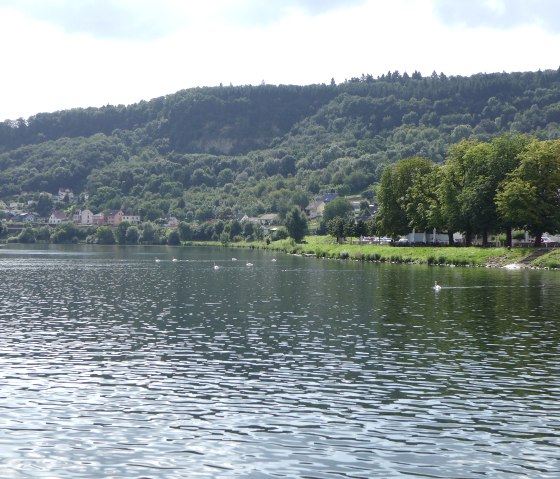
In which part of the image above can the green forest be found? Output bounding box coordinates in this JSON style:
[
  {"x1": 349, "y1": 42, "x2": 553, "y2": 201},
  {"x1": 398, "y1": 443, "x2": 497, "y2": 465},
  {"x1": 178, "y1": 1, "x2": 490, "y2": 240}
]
[{"x1": 2, "y1": 68, "x2": 560, "y2": 242}]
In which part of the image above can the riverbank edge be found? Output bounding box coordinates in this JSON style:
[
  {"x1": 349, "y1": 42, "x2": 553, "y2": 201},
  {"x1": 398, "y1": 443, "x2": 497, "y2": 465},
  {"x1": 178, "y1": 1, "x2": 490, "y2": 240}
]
[{"x1": 188, "y1": 237, "x2": 560, "y2": 270}]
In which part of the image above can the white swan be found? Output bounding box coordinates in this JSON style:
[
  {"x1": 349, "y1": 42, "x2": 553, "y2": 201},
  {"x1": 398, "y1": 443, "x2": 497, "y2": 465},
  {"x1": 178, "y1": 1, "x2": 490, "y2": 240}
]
[
  {"x1": 155, "y1": 258, "x2": 161, "y2": 263},
  {"x1": 433, "y1": 281, "x2": 442, "y2": 291},
  {"x1": 172, "y1": 258, "x2": 178, "y2": 262},
  {"x1": 246, "y1": 262, "x2": 253, "y2": 267},
  {"x1": 213, "y1": 264, "x2": 220, "y2": 270}
]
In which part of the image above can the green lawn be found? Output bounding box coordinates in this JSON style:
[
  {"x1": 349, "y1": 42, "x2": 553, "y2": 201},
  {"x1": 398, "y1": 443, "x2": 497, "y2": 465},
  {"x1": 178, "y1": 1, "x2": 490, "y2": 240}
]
[
  {"x1": 192, "y1": 235, "x2": 560, "y2": 268},
  {"x1": 225, "y1": 235, "x2": 560, "y2": 268}
]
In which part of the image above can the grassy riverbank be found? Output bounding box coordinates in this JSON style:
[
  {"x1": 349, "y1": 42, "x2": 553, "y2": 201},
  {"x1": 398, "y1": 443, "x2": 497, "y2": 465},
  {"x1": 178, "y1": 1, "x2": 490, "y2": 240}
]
[{"x1": 212, "y1": 235, "x2": 560, "y2": 269}]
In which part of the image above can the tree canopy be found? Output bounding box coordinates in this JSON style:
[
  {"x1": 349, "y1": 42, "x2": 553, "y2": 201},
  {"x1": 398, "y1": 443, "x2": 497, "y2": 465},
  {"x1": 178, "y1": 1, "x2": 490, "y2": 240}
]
[
  {"x1": 376, "y1": 135, "x2": 560, "y2": 246},
  {"x1": 3, "y1": 69, "x2": 560, "y2": 238}
]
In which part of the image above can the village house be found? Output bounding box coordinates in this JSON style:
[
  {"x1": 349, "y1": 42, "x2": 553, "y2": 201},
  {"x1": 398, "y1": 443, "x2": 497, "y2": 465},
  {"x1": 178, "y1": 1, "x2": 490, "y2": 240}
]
[
  {"x1": 164, "y1": 216, "x2": 179, "y2": 228},
  {"x1": 73, "y1": 209, "x2": 94, "y2": 225},
  {"x1": 70, "y1": 209, "x2": 140, "y2": 226},
  {"x1": 241, "y1": 213, "x2": 279, "y2": 226},
  {"x1": 305, "y1": 193, "x2": 339, "y2": 219},
  {"x1": 9, "y1": 201, "x2": 24, "y2": 211},
  {"x1": 58, "y1": 188, "x2": 75, "y2": 202},
  {"x1": 14, "y1": 212, "x2": 36, "y2": 223},
  {"x1": 105, "y1": 210, "x2": 123, "y2": 226},
  {"x1": 48, "y1": 210, "x2": 68, "y2": 225},
  {"x1": 121, "y1": 212, "x2": 141, "y2": 225},
  {"x1": 257, "y1": 213, "x2": 278, "y2": 226},
  {"x1": 92, "y1": 212, "x2": 105, "y2": 225}
]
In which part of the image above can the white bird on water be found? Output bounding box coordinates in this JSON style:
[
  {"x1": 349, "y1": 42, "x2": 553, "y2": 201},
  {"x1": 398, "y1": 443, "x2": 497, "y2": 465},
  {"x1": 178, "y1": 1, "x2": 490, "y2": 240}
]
[
  {"x1": 246, "y1": 262, "x2": 253, "y2": 267},
  {"x1": 172, "y1": 258, "x2": 178, "y2": 262},
  {"x1": 433, "y1": 281, "x2": 442, "y2": 291},
  {"x1": 155, "y1": 258, "x2": 161, "y2": 263},
  {"x1": 214, "y1": 264, "x2": 220, "y2": 270}
]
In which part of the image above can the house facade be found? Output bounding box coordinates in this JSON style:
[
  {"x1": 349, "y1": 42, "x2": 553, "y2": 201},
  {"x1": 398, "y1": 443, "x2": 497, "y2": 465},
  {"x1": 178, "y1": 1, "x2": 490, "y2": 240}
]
[
  {"x1": 105, "y1": 210, "x2": 123, "y2": 226},
  {"x1": 93, "y1": 212, "x2": 105, "y2": 225},
  {"x1": 305, "y1": 193, "x2": 339, "y2": 219},
  {"x1": 122, "y1": 212, "x2": 141, "y2": 225},
  {"x1": 70, "y1": 209, "x2": 140, "y2": 226},
  {"x1": 48, "y1": 210, "x2": 68, "y2": 225},
  {"x1": 165, "y1": 216, "x2": 179, "y2": 228},
  {"x1": 73, "y1": 209, "x2": 94, "y2": 225}
]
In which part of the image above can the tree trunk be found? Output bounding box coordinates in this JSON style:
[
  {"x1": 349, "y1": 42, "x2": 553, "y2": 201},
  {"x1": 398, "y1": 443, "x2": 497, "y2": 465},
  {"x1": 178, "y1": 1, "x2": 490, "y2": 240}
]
[
  {"x1": 482, "y1": 230, "x2": 488, "y2": 247},
  {"x1": 534, "y1": 232, "x2": 542, "y2": 247},
  {"x1": 447, "y1": 231, "x2": 454, "y2": 246},
  {"x1": 465, "y1": 230, "x2": 473, "y2": 247},
  {"x1": 505, "y1": 227, "x2": 512, "y2": 248}
]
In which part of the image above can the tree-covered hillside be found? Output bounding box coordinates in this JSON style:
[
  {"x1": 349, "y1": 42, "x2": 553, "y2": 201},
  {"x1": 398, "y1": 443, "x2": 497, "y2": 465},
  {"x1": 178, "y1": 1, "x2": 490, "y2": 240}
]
[{"x1": 2, "y1": 69, "x2": 560, "y2": 222}]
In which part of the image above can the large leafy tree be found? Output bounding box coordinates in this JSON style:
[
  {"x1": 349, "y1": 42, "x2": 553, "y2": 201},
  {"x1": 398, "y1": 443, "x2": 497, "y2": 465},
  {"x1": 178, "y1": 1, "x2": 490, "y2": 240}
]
[
  {"x1": 376, "y1": 156, "x2": 434, "y2": 236},
  {"x1": 115, "y1": 221, "x2": 130, "y2": 244},
  {"x1": 496, "y1": 139, "x2": 560, "y2": 245},
  {"x1": 488, "y1": 134, "x2": 531, "y2": 246},
  {"x1": 327, "y1": 216, "x2": 347, "y2": 243},
  {"x1": 36, "y1": 193, "x2": 54, "y2": 217},
  {"x1": 439, "y1": 135, "x2": 528, "y2": 246},
  {"x1": 18, "y1": 225, "x2": 36, "y2": 243},
  {"x1": 403, "y1": 162, "x2": 442, "y2": 233},
  {"x1": 95, "y1": 226, "x2": 116, "y2": 245},
  {"x1": 439, "y1": 140, "x2": 482, "y2": 246},
  {"x1": 322, "y1": 197, "x2": 353, "y2": 224},
  {"x1": 285, "y1": 206, "x2": 308, "y2": 243},
  {"x1": 125, "y1": 225, "x2": 140, "y2": 244}
]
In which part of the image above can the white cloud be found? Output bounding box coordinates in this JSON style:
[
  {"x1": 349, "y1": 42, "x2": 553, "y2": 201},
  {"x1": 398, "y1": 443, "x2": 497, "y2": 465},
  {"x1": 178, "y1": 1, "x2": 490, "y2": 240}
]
[
  {"x1": 0, "y1": 0, "x2": 187, "y2": 40},
  {"x1": 433, "y1": 0, "x2": 560, "y2": 32},
  {"x1": 1, "y1": 0, "x2": 559, "y2": 121}
]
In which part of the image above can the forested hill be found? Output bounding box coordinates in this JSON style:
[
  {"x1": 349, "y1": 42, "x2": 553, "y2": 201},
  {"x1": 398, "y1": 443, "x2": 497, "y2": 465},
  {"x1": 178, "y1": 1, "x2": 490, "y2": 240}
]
[{"x1": 2, "y1": 69, "x2": 560, "y2": 221}]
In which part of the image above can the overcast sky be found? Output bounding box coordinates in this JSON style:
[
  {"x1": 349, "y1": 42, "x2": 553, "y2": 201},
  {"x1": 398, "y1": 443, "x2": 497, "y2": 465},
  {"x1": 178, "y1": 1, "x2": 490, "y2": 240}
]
[{"x1": 1, "y1": 0, "x2": 559, "y2": 121}]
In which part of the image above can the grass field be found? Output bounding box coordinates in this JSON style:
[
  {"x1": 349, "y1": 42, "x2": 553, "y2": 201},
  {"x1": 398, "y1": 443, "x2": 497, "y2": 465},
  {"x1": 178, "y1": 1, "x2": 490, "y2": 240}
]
[{"x1": 220, "y1": 235, "x2": 560, "y2": 269}]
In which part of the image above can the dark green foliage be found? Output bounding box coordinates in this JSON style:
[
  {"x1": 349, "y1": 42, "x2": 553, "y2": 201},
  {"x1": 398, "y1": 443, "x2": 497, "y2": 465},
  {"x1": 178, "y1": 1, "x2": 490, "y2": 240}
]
[
  {"x1": 125, "y1": 225, "x2": 140, "y2": 244},
  {"x1": 36, "y1": 193, "x2": 54, "y2": 217},
  {"x1": 3, "y1": 70, "x2": 560, "y2": 226},
  {"x1": 140, "y1": 222, "x2": 159, "y2": 243},
  {"x1": 18, "y1": 225, "x2": 36, "y2": 243},
  {"x1": 177, "y1": 221, "x2": 193, "y2": 241},
  {"x1": 51, "y1": 222, "x2": 84, "y2": 243},
  {"x1": 95, "y1": 226, "x2": 116, "y2": 244},
  {"x1": 322, "y1": 197, "x2": 354, "y2": 224},
  {"x1": 115, "y1": 221, "x2": 130, "y2": 244},
  {"x1": 167, "y1": 229, "x2": 181, "y2": 245},
  {"x1": 285, "y1": 206, "x2": 308, "y2": 243},
  {"x1": 327, "y1": 217, "x2": 348, "y2": 243}
]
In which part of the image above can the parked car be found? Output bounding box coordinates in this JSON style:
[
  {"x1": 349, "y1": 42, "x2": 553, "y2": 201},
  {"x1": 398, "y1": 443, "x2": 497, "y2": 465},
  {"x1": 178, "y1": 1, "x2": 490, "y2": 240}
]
[{"x1": 534, "y1": 236, "x2": 557, "y2": 246}]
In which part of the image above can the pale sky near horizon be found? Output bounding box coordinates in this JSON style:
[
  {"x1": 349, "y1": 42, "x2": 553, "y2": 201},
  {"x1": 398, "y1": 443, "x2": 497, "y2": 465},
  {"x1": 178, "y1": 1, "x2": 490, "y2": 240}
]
[{"x1": 1, "y1": 0, "x2": 559, "y2": 121}]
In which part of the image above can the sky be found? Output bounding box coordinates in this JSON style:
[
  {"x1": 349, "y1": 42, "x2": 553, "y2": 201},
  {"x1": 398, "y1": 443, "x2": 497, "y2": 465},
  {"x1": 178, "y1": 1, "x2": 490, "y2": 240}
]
[{"x1": 1, "y1": 0, "x2": 560, "y2": 121}]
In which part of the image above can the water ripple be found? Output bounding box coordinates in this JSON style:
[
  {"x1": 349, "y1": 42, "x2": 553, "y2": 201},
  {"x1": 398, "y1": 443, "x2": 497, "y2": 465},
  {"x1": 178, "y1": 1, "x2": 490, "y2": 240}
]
[{"x1": 1, "y1": 246, "x2": 560, "y2": 478}]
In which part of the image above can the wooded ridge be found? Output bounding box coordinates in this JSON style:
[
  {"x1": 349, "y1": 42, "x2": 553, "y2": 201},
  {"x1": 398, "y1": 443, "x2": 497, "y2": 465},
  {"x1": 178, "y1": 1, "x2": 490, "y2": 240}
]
[{"x1": 2, "y1": 69, "x2": 560, "y2": 225}]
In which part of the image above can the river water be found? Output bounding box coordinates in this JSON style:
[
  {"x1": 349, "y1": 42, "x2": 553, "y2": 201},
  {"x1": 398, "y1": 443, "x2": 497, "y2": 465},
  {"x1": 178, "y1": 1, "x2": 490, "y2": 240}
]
[{"x1": 0, "y1": 244, "x2": 559, "y2": 478}]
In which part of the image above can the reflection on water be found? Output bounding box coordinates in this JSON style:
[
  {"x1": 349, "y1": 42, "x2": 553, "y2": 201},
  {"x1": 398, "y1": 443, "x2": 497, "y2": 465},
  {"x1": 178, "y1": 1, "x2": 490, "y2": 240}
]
[{"x1": 1, "y1": 244, "x2": 560, "y2": 478}]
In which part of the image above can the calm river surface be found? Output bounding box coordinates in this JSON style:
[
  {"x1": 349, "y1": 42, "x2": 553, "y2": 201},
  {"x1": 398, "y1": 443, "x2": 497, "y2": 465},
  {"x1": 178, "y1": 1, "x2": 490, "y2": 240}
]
[{"x1": 0, "y1": 244, "x2": 559, "y2": 478}]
